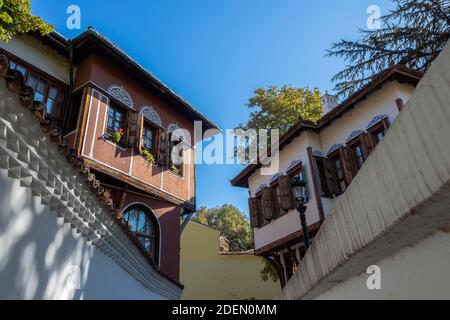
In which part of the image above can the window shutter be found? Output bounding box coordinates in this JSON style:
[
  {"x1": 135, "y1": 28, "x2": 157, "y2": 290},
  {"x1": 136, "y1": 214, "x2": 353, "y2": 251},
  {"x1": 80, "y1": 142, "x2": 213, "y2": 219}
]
[
  {"x1": 262, "y1": 187, "x2": 274, "y2": 221},
  {"x1": 278, "y1": 175, "x2": 295, "y2": 211},
  {"x1": 249, "y1": 197, "x2": 260, "y2": 228},
  {"x1": 125, "y1": 111, "x2": 139, "y2": 148},
  {"x1": 362, "y1": 132, "x2": 374, "y2": 157},
  {"x1": 324, "y1": 158, "x2": 339, "y2": 196},
  {"x1": 137, "y1": 114, "x2": 144, "y2": 151},
  {"x1": 156, "y1": 129, "x2": 169, "y2": 166},
  {"x1": 340, "y1": 147, "x2": 354, "y2": 184}
]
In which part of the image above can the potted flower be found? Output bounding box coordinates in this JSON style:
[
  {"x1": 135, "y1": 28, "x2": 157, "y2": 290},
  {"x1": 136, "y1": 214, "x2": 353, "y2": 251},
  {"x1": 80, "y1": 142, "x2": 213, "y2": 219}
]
[
  {"x1": 170, "y1": 163, "x2": 180, "y2": 175},
  {"x1": 112, "y1": 128, "x2": 124, "y2": 143},
  {"x1": 140, "y1": 148, "x2": 155, "y2": 164}
]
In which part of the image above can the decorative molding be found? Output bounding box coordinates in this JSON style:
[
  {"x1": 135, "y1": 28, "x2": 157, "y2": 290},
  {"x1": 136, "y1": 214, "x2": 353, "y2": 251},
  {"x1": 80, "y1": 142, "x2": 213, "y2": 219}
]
[
  {"x1": 345, "y1": 130, "x2": 364, "y2": 143},
  {"x1": 312, "y1": 150, "x2": 325, "y2": 158},
  {"x1": 140, "y1": 106, "x2": 163, "y2": 128},
  {"x1": 367, "y1": 114, "x2": 388, "y2": 130},
  {"x1": 327, "y1": 143, "x2": 343, "y2": 156},
  {"x1": 287, "y1": 159, "x2": 302, "y2": 172},
  {"x1": 0, "y1": 79, "x2": 181, "y2": 300},
  {"x1": 167, "y1": 123, "x2": 180, "y2": 133},
  {"x1": 107, "y1": 85, "x2": 134, "y2": 109},
  {"x1": 270, "y1": 173, "x2": 282, "y2": 183}
]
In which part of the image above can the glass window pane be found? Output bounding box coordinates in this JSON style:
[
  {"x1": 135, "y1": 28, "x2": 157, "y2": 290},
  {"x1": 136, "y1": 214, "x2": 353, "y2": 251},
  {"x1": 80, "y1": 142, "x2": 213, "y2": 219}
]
[
  {"x1": 37, "y1": 79, "x2": 47, "y2": 93},
  {"x1": 34, "y1": 92, "x2": 44, "y2": 102},
  {"x1": 26, "y1": 73, "x2": 38, "y2": 88},
  {"x1": 49, "y1": 86, "x2": 58, "y2": 99}
]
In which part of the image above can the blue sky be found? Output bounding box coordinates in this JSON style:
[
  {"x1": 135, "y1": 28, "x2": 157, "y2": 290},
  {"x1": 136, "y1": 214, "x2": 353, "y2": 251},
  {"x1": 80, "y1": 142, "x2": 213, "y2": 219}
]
[{"x1": 32, "y1": 0, "x2": 394, "y2": 216}]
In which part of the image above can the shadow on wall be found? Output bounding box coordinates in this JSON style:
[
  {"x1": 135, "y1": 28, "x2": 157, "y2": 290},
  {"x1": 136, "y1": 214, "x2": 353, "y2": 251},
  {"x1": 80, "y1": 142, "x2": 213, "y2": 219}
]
[{"x1": 0, "y1": 169, "x2": 162, "y2": 300}]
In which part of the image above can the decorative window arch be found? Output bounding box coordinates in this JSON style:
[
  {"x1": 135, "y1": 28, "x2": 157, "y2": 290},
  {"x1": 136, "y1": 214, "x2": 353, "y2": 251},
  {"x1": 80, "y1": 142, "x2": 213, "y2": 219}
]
[
  {"x1": 167, "y1": 123, "x2": 180, "y2": 133},
  {"x1": 140, "y1": 106, "x2": 163, "y2": 128},
  {"x1": 345, "y1": 129, "x2": 364, "y2": 143},
  {"x1": 107, "y1": 85, "x2": 134, "y2": 109},
  {"x1": 122, "y1": 204, "x2": 159, "y2": 263},
  {"x1": 327, "y1": 143, "x2": 343, "y2": 156},
  {"x1": 367, "y1": 114, "x2": 388, "y2": 130}
]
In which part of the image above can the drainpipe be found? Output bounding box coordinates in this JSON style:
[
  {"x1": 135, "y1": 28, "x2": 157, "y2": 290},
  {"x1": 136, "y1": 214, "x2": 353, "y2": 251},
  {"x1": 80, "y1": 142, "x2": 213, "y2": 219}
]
[{"x1": 61, "y1": 41, "x2": 74, "y2": 136}]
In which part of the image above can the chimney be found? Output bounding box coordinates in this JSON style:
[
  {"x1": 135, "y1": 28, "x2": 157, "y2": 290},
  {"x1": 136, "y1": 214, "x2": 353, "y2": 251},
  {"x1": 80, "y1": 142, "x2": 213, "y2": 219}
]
[{"x1": 321, "y1": 91, "x2": 339, "y2": 115}]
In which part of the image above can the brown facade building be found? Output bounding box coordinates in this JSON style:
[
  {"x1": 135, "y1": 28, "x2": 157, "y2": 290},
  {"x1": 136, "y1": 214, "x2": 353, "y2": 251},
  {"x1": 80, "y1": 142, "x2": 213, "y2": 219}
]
[{"x1": 0, "y1": 28, "x2": 218, "y2": 285}]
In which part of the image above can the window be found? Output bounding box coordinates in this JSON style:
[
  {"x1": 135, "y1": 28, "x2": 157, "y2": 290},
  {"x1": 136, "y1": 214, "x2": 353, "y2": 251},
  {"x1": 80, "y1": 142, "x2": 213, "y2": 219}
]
[
  {"x1": 123, "y1": 205, "x2": 159, "y2": 262},
  {"x1": 107, "y1": 104, "x2": 126, "y2": 135},
  {"x1": 256, "y1": 192, "x2": 267, "y2": 226},
  {"x1": 372, "y1": 128, "x2": 385, "y2": 145},
  {"x1": 283, "y1": 251, "x2": 299, "y2": 281},
  {"x1": 314, "y1": 156, "x2": 331, "y2": 197},
  {"x1": 271, "y1": 183, "x2": 282, "y2": 218},
  {"x1": 10, "y1": 60, "x2": 27, "y2": 76},
  {"x1": 350, "y1": 142, "x2": 365, "y2": 170},
  {"x1": 142, "y1": 124, "x2": 155, "y2": 152},
  {"x1": 4, "y1": 52, "x2": 68, "y2": 120},
  {"x1": 329, "y1": 152, "x2": 347, "y2": 194}
]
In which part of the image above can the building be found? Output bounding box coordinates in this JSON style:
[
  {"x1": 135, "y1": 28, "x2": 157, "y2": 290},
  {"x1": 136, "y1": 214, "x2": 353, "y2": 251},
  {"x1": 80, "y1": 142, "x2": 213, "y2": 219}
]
[
  {"x1": 278, "y1": 41, "x2": 450, "y2": 299},
  {"x1": 180, "y1": 221, "x2": 280, "y2": 300},
  {"x1": 0, "y1": 29, "x2": 217, "y2": 299},
  {"x1": 231, "y1": 65, "x2": 422, "y2": 287}
]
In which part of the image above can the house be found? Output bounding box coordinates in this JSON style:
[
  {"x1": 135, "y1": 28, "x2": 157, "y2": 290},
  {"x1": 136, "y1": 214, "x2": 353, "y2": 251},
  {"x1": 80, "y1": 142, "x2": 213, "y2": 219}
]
[
  {"x1": 278, "y1": 41, "x2": 450, "y2": 299},
  {"x1": 231, "y1": 66, "x2": 422, "y2": 287},
  {"x1": 180, "y1": 221, "x2": 280, "y2": 300},
  {"x1": 0, "y1": 28, "x2": 218, "y2": 299}
]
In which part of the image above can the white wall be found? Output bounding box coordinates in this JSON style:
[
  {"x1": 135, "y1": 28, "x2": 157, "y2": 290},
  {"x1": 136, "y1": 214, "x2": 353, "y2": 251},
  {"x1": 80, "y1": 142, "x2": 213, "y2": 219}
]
[
  {"x1": 249, "y1": 132, "x2": 321, "y2": 250},
  {"x1": 0, "y1": 35, "x2": 69, "y2": 83},
  {"x1": 0, "y1": 169, "x2": 166, "y2": 300},
  {"x1": 315, "y1": 231, "x2": 450, "y2": 300}
]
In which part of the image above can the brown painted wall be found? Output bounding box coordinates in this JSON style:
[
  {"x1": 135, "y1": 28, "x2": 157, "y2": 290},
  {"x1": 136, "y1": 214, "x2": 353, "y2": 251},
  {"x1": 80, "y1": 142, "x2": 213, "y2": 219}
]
[{"x1": 74, "y1": 55, "x2": 196, "y2": 203}]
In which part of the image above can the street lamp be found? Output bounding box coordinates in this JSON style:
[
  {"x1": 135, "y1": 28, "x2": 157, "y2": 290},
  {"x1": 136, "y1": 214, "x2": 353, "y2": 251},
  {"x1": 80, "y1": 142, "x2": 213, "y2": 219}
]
[{"x1": 291, "y1": 173, "x2": 310, "y2": 249}]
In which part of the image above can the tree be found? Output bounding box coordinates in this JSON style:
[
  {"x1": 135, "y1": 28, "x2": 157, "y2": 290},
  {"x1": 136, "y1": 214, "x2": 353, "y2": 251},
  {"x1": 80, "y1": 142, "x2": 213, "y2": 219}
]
[
  {"x1": 193, "y1": 205, "x2": 253, "y2": 252},
  {"x1": 0, "y1": 0, "x2": 52, "y2": 43},
  {"x1": 327, "y1": 0, "x2": 450, "y2": 97},
  {"x1": 260, "y1": 260, "x2": 279, "y2": 283},
  {"x1": 236, "y1": 85, "x2": 322, "y2": 136}
]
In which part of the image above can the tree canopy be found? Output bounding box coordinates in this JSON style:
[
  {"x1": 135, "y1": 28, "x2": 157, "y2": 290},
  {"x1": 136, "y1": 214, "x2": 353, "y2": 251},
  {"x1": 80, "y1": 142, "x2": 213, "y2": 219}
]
[
  {"x1": 327, "y1": 0, "x2": 450, "y2": 96},
  {"x1": 236, "y1": 85, "x2": 323, "y2": 136},
  {"x1": 0, "y1": 0, "x2": 52, "y2": 42},
  {"x1": 193, "y1": 204, "x2": 253, "y2": 252}
]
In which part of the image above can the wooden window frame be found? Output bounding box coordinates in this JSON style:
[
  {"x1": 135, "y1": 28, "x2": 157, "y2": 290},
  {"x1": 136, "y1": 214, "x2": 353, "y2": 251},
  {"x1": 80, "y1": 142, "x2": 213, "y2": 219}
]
[
  {"x1": 141, "y1": 120, "x2": 157, "y2": 155},
  {"x1": 122, "y1": 206, "x2": 159, "y2": 263},
  {"x1": 255, "y1": 190, "x2": 270, "y2": 227},
  {"x1": 368, "y1": 119, "x2": 389, "y2": 147},
  {"x1": 328, "y1": 150, "x2": 347, "y2": 196},
  {"x1": 0, "y1": 48, "x2": 69, "y2": 121},
  {"x1": 346, "y1": 135, "x2": 366, "y2": 174},
  {"x1": 106, "y1": 102, "x2": 128, "y2": 147},
  {"x1": 270, "y1": 181, "x2": 283, "y2": 219},
  {"x1": 313, "y1": 155, "x2": 332, "y2": 198}
]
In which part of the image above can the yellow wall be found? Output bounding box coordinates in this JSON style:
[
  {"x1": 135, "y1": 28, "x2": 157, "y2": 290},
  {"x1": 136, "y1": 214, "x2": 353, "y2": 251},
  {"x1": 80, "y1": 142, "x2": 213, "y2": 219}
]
[{"x1": 180, "y1": 221, "x2": 280, "y2": 300}]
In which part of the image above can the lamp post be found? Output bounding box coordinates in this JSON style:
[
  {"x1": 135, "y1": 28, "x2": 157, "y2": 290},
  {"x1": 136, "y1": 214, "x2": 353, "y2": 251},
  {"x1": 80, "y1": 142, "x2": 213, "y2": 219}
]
[{"x1": 291, "y1": 173, "x2": 310, "y2": 249}]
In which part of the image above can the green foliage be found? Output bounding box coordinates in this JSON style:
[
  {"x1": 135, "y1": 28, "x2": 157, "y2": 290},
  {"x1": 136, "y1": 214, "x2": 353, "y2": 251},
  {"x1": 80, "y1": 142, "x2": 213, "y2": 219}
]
[
  {"x1": 140, "y1": 148, "x2": 155, "y2": 164},
  {"x1": 0, "y1": 0, "x2": 53, "y2": 42},
  {"x1": 170, "y1": 163, "x2": 179, "y2": 175},
  {"x1": 112, "y1": 131, "x2": 122, "y2": 143},
  {"x1": 327, "y1": 0, "x2": 450, "y2": 96},
  {"x1": 260, "y1": 259, "x2": 279, "y2": 282},
  {"x1": 193, "y1": 205, "x2": 253, "y2": 252},
  {"x1": 237, "y1": 86, "x2": 323, "y2": 137}
]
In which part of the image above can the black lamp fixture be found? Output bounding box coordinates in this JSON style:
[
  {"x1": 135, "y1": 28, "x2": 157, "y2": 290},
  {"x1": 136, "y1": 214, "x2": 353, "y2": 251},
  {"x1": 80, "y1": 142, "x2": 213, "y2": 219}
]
[{"x1": 291, "y1": 173, "x2": 311, "y2": 249}]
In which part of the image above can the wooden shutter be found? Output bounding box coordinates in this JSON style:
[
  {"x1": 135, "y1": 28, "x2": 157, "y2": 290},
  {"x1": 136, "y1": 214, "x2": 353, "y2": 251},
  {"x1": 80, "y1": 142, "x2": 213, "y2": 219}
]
[
  {"x1": 362, "y1": 132, "x2": 374, "y2": 158},
  {"x1": 125, "y1": 111, "x2": 139, "y2": 148},
  {"x1": 340, "y1": 147, "x2": 354, "y2": 184},
  {"x1": 324, "y1": 157, "x2": 339, "y2": 196},
  {"x1": 249, "y1": 197, "x2": 260, "y2": 228},
  {"x1": 137, "y1": 114, "x2": 144, "y2": 151},
  {"x1": 156, "y1": 129, "x2": 169, "y2": 166},
  {"x1": 278, "y1": 175, "x2": 295, "y2": 211},
  {"x1": 262, "y1": 187, "x2": 274, "y2": 221}
]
